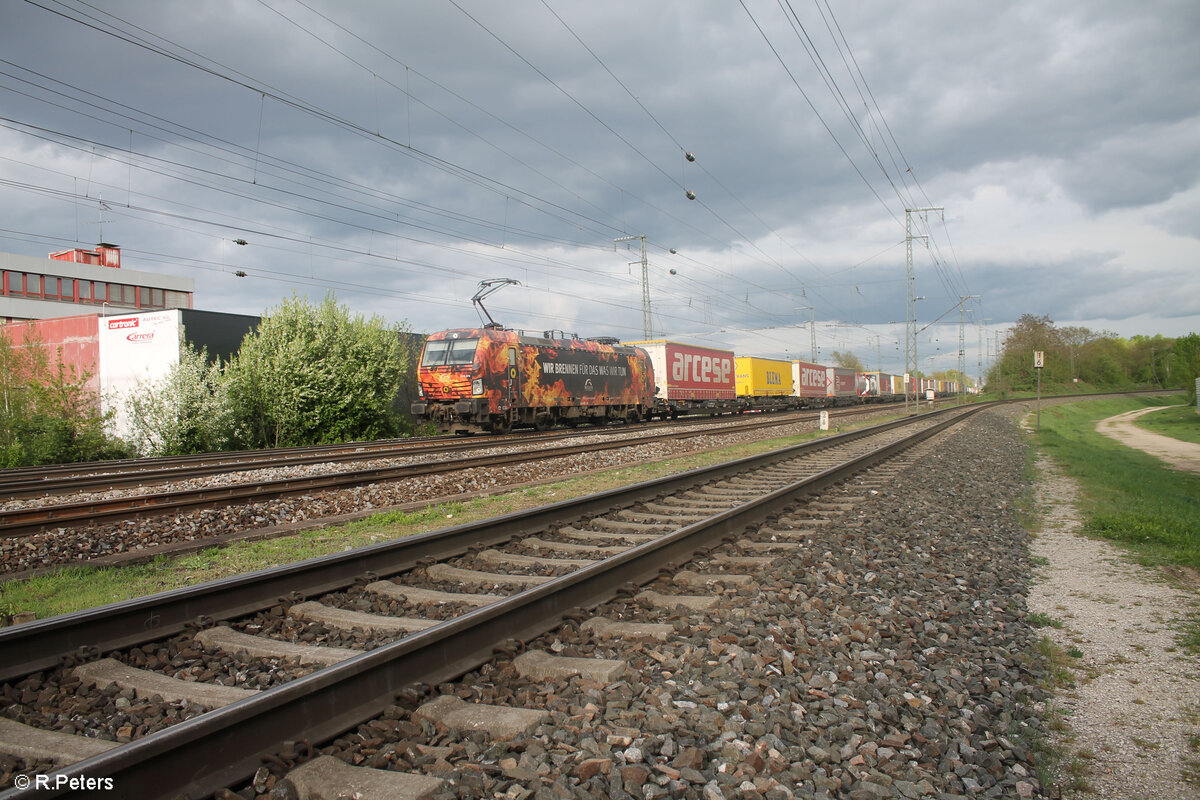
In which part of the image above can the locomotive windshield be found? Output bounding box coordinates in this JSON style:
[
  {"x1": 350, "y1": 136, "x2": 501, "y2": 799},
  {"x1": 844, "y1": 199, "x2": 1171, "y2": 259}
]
[{"x1": 421, "y1": 337, "x2": 478, "y2": 367}]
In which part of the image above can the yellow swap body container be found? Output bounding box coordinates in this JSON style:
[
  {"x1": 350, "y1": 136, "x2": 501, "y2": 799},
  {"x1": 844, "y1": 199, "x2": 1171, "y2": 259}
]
[{"x1": 735, "y1": 356, "x2": 794, "y2": 397}]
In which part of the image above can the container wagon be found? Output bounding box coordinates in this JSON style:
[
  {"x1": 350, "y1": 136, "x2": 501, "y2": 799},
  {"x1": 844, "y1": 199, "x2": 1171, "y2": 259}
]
[
  {"x1": 735, "y1": 356, "x2": 800, "y2": 411},
  {"x1": 861, "y1": 371, "x2": 883, "y2": 401},
  {"x1": 735, "y1": 356, "x2": 793, "y2": 397},
  {"x1": 791, "y1": 360, "x2": 830, "y2": 407},
  {"x1": 862, "y1": 371, "x2": 903, "y2": 402},
  {"x1": 624, "y1": 340, "x2": 737, "y2": 417},
  {"x1": 412, "y1": 328, "x2": 655, "y2": 434},
  {"x1": 827, "y1": 367, "x2": 866, "y2": 405}
]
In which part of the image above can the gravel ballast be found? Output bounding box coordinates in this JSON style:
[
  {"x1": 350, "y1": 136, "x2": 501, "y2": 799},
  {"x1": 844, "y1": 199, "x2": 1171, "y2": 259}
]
[
  {"x1": 2, "y1": 407, "x2": 1059, "y2": 798},
  {"x1": 277, "y1": 407, "x2": 1053, "y2": 800}
]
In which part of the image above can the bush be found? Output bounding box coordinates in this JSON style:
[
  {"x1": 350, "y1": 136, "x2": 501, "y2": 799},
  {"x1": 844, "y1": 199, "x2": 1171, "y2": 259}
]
[
  {"x1": 223, "y1": 294, "x2": 412, "y2": 448},
  {"x1": 125, "y1": 345, "x2": 234, "y2": 456},
  {"x1": 0, "y1": 329, "x2": 128, "y2": 466}
]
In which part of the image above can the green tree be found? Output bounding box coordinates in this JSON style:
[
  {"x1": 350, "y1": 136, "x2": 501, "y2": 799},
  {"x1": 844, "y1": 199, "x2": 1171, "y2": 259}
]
[
  {"x1": 1173, "y1": 333, "x2": 1200, "y2": 402},
  {"x1": 831, "y1": 350, "x2": 865, "y2": 371},
  {"x1": 988, "y1": 314, "x2": 1062, "y2": 392},
  {"x1": 224, "y1": 294, "x2": 411, "y2": 448},
  {"x1": 987, "y1": 314, "x2": 1182, "y2": 395},
  {"x1": 125, "y1": 345, "x2": 233, "y2": 456}
]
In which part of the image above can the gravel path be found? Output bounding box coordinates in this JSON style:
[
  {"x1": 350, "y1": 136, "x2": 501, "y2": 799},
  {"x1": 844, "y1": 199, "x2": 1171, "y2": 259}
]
[
  {"x1": 1027, "y1": 454, "x2": 1200, "y2": 798},
  {"x1": 1095, "y1": 406, "x2": 1200, "y2": 473}
]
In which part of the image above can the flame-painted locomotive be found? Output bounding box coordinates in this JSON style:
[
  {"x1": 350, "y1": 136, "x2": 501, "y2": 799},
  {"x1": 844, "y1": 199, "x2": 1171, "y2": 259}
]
[{"x1": 411, "y1": 327, "x2": 656, "y2": 434}]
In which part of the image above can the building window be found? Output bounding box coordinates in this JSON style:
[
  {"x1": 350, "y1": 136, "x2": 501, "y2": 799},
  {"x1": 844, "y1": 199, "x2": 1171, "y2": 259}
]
[
  {"x1": 121, "y1": 284, "x2": 136, "y2": 305},
  {"x1": 77, "y1": 280, "x2": 92, "y2": 301},
  {"x1": 164, "y1": 290, "x2": 190, "y2": 308},
  {"x1": 140, "y1": 287, "x2": 165, "y2": 309}
]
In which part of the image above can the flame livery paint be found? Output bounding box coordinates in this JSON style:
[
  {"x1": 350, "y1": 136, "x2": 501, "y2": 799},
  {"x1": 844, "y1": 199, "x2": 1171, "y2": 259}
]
[{"x1": 412, "y1": 328, "x2": 655, "y2": 434}]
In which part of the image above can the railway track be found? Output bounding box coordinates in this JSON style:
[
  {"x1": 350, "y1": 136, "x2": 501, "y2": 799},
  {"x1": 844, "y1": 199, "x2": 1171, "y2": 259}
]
[
  {"x1": 0, "y1": 404, "x2": 985, "y2": 799},
  {"x1": 0, "y1": 403, "x2": 923, "y2": 501},
  {"x1": 0, "y1": 405, "x2": 897, "y2": 538}
]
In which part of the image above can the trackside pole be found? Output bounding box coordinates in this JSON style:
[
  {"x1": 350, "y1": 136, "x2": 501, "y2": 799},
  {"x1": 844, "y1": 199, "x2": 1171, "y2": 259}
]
[{"x1": 1034, "y1": 350, "x2": 1044, "y2": 430}]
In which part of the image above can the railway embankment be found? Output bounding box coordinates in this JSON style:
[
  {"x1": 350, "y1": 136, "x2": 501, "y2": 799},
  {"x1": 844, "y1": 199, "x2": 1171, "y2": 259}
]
[
  {"x1": 219, "y1": 407, "x2": 1051, "y2": 799},
  {"x1": 9, "y1": 400, "x2": 1189, "y2": 798}
]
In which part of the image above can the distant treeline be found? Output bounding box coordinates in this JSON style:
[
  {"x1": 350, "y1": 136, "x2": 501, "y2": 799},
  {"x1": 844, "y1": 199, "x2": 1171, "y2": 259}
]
[{"x1": 987, "y1": 314, "x2": 1199, "y2": 400}]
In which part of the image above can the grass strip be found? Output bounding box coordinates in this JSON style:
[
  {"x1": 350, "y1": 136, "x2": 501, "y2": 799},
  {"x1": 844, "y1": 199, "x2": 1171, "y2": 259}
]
[{"x1": 1033, "y1": 394, "x2": 1199, "y2": 569}]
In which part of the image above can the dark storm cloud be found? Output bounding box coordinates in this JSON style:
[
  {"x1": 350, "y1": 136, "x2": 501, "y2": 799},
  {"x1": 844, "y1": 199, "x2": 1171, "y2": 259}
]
[{"x1": 1, "y1": 0, "x2": 1197, "y2": 369}]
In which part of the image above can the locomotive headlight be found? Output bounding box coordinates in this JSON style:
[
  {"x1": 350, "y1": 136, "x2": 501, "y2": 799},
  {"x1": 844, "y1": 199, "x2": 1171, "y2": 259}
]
[
  {"x1": 417, "y1": 384, "x2": 424, "y2": 398},
  {"x1": 472, "y1": 378, "x2": 483, "y2": 396}
]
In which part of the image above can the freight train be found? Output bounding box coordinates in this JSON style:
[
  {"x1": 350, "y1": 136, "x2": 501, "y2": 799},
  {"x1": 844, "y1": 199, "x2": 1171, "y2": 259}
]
[{"x1": 412, "y1": 329, "x2": 960, "y2": 434}]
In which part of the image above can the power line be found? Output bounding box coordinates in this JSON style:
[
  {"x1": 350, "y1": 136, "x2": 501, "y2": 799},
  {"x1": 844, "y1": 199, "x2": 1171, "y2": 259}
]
[{"x1": 18, "y1": 0, "x2": 815, "y2": 329}]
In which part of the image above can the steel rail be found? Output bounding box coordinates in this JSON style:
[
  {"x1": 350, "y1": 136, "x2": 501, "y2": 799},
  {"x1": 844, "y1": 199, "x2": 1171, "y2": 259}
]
[
  {"x1": 0, "y1": 405, "x2": 980, "y2": 800},
  {"x1": 0, "y1": 437, "x2": 425, "y2": 486},
  {"x1": 0, "y1": 433, "x2": 555, "y2": 499},
  {"x1": 0, "y1": 408, "x2": 864, "y2": 537},
  {"x1": 0, "y1": 402, "x2": 901, "y2": 500},
  {"x1": 0, "y1": 405, "x2": 970, "y2": 683}
]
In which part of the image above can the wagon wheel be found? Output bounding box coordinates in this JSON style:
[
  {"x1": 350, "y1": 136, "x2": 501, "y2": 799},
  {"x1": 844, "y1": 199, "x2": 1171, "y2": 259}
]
[
  {"x1": 490, "y1": 416, "x2": 511, "y2": 435},
  {"x1": 533, "y1": 412, "x2": 553, "y2": 432}
]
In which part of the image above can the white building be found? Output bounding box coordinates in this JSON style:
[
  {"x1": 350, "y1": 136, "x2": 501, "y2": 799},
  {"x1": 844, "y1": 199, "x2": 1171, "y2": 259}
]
[{"x1": 1, "y1": 245, "x2": 259, "y2": 441}]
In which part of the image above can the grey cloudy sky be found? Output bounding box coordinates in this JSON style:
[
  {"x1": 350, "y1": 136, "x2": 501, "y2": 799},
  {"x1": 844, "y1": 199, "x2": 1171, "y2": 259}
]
[{"x1": 2, "y1": 0, "x2": 1197, "y2": 376}]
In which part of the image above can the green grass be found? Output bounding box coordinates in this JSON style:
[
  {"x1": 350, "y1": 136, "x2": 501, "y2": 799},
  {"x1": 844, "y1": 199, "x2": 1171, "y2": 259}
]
[
  {"x1": 1037, "y1": 636, "x2": 1077, "y2": 689},
  {"x1": 1034, "y1": 396, "x2": 1200, "y2": 570},
  {"x1": 1, "y1": 418, "x2": 872, "y2": 622},
  {"x1": 1028, "y1": 611, "x2": 1065, "y2": 628},
  {"x1": 1134, "y1": 401, "x2": 1200, "y2": 445}
]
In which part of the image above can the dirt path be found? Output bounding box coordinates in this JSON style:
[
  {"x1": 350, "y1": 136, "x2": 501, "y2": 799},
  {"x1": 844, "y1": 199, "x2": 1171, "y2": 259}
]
[
  {"x1": 1028, "y1": 454, "x2": 1200, "y2": 798},
  {"x1": 1096, "y1": 406, "x2": 1200, "y2": 473}
]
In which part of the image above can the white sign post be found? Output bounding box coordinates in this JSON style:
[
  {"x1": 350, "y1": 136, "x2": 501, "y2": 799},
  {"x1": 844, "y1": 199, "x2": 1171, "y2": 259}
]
[
  {"x1": 1034, "y1": 351, "x2": 1044, "y2": 430},
  {"x1": 819, "y1": 410, "x2": 830, "y2": 431}
]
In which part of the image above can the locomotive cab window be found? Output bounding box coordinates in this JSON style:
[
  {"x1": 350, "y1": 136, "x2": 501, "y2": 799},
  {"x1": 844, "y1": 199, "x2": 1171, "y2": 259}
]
[{"x1": 421, "y1": 338, "x2": 479, "y2": 367}]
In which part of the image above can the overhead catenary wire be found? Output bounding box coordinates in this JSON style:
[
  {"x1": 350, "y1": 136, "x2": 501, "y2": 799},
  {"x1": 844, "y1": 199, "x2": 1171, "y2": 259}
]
[
  {"x1": 14, "y1": 0, "x2": 819, "y2": 330},
  {"x1": 743, "y1": 0, "x2": 974, "y2": 308},
  {"x1": 4, "y1": 0, "x2": 967, "y2": 354}
]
